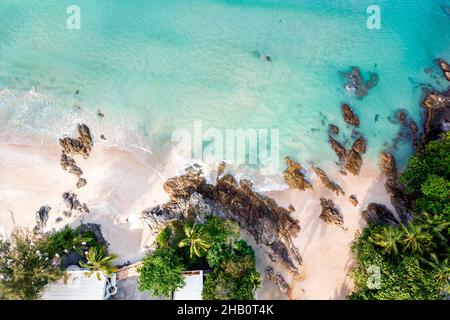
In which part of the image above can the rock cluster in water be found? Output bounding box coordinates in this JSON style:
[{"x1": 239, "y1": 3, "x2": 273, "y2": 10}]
[
  {"x1": 142, "y1": 167, "x2": 303, "y2": 274},
  {"x1": 437, "y1": 58, "x2": 450, "y2": 81},
  {"x1": 342, "y1": 66, "x2": 379, "y2": 98},
  {"x1": 341, "y1": 104, "x2": 360, "y2": 126}
]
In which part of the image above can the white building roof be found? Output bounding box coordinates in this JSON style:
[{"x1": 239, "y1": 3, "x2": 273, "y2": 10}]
[
  {"x1": 41, "y1": 269, "x2": 108, "y2": 300},
  {"x1": 173, "y1": 270, "x2": 204, "y2": 300}
]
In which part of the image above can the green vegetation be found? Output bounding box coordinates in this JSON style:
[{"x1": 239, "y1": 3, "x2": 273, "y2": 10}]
[
  {"x1": 0, "y1": 225, "x2": 116, "y2": 300},
  {"x1": 138, "y1": 247, "x2": 185, "y2": 297},
  {"x1": 400, "y1": 132, "x2": 450, "y2": 217},
  {"x1": 79, "y1": 246, "x2": 118, "y2": 280},
  {"x1": 349, "y1": 134, "x2": 450, "y2": 300},
  {"x1": 138, "y1": 216, "x2": 261, "y2": 299},
  {"x1": 0, "y1": 230, "x2": 63, "y2": 300}
]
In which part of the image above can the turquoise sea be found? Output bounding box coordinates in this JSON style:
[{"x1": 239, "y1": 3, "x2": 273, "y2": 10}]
[{"x1": 0, "y1": 0, "x2": 449, "y2": 187}]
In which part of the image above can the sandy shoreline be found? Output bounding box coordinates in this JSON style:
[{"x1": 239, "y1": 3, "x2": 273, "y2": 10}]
[{"x1": 0, "y1": 140, "x2": 394, "y2": 299}]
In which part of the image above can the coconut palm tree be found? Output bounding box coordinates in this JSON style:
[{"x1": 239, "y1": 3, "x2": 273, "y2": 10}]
[
  {"x1": 178, "y1": 224, "x2": 211, "y2": 258},
  {"x1": 370, "y1": 226, "x2": 401, "y2": 255},
  {"x1": 419, "y1": 213, "x2": 450, "y2": 242},
  {"x1": 422, "y1": 253, "x2": 450, "y2": 289},
  {"x1": 399, "y1": 222, "x2": 433, "y2": 254},
  {"x1": 79, "y1": 246, "x2": 118, "y2": 280}
]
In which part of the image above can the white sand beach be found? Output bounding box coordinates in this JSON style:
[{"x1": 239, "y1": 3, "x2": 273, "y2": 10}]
[{"x1": 0, "y1": 141, "x2": 393, "y2": 300}]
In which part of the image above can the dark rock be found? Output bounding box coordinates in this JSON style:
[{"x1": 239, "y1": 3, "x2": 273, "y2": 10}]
[
  {"x1": 34, "y1": 206, "x2": 51, "y2": 232},
  {"x1": 59, "y1": 124, "x2": 93, "y2": 159},
  {"x1": 352, "y1": 136, "x2": 367, "y2": 154},
  {"x1": 265, "y1": 266, "x2": 275, "y2": 280},
  {"x1": 417, "y1": 90, "x2": 450, "y2": 152},
  {"x1": 329, "y1": 124, "x2": 339, "y2": 135},
  {"x1": 283, "y1": 157, "x2": 312, "y2": 191},
  {"x1": 319, "y1": 198, "x2": 344, "y2": 227},
  {"x1": 100, "y1": 134, "x2": 106, "y2": 140},
  {"x1": 60, "y1": 153, "x2": 83, "y2": 177},
  {"x1": 142, "y1": 169, "x2": 303, "y2": 274},
  {"x1": 55, "y1": 217, "x2": 63, "y2": 223},
  {"x1": 275, "y1": 273, "x2": 290, "y2": 294},
  {"x1": 342, "y1": 66, "x2": 378, "y2": 98},
  {"x1": 288, "y1": 205, "x2": 295, "y2": 213},
  {"x1": 312, "y1": 167, "x2": 345, "y2": 196},
  {"x1": 378, "y1": 152, "x2": 411, "y2": 223},
  {"x1": 436, "y1": 58, "x2": 450, "y2": 81},
  {"x1": 344, "y1": 149, "x2": 363, "y2": 176},
  {"x1": 97, "y1": 110, "x2": 105, "y2": 118},
  {"x1": 78, "y1": 223, "x2": 109, "y2": 248},
  {"x1": 62, "y1": 192, "x2": 90, "y2": 215},
  {"x1": 349, "y1": 195, "x2": 359, "y2": 207},
  {"x1": 76, "y1": 178, "x2": 87, "y2": 189},
  {"x1": 361, "y1": 203, "x2": 399, "y2": 226},
  {"x1": 342, "y1": 104, "x2": 360, "y2": 126},
  {"x1": 328, "y1": 136, "x2": 347, "y2": 162}
]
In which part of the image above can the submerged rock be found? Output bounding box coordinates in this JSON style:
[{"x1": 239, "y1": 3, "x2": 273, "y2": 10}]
[
  {"x1": 437, "y1": 58, "x2": 450, "y2": 81},
  {"x1": 59, "y1": 124, "x2": 93, "y2": 158},
  {"x1": 342, "y1": 104, "x2": 360, "y2": 126},
  {"x1": 283, "y1": 157, "x2": 312, "y2": 191},
  {"x1": 329, "y1": 124, "x2": 340, "y2": 135},
  {"x1": 342, "y1": 66, "x2": 378, "y2": 98},
  {"x1": 142, "y1": 169, "x2": 303, "y2": 274},
  {"x1": 361, "y1": 203, "x2": 399, "y2": 226},
  {"x1": 352, "y1": 136, "x2": 367, "y2": 154},
  {"x1": 312, "y1": 167, "x2": 345, "y2": 196},
  {"x1": 328, "y1": 136, "x2": 347, "y2": 162},
  {"x1": 319, "y1": 198, "x2": 344, "y2": 227}
]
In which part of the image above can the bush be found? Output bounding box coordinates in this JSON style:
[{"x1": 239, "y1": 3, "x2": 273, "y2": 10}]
[
  {"x1": 400, "y1": 132, "x2": 450, "y2": 216},
  {"x1": 348, "y1": 227, "x2": 443, "y2": 300},
  {"x1": 138, "y1": 247, "x2": 185, "y2": 297},
  {"x1": 45, "y1": 225, "x2": 97, "y2": 258},
  {"x1": 0, "y1": 230, "x2": 63, "y2": 300}
]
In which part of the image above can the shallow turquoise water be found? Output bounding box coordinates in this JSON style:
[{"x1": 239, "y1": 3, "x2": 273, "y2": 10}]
[{"x1": 0, "y1": 0, "x2": 449, "y2": 185}]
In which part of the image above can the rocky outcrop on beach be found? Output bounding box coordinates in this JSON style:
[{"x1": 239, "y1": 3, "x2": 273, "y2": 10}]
[
  {"x1": 328, "y1": 134, "x2": 366, "y2": 175},
  {"x1": 319, "y1": 198, "x2": 344, "y2": 227},
  {"x1": 344, "y1": 149, "x2": 363, "y2": 176},
  {"x1": 361, "y1": 203, "x2": 399, "y2": 226},
  {"x1": 76, "y1": 178, "x2": 87, "y2": 189},
  {"x1": 142, "y1": 168, "x2": 303, "y2": 274},
  {"x1": 78, "y1": 223, "x2": 109, "y2": 248},
  {"x1": 379, "y1": 152, "x2": 411, "y2": 223},
  {"x1": 349, "y1": 195, "x2": 359, "y2": 207},
  {"x1": 417, "y1": 90, "x2": 450, "y2": 152},
  {"x1": 60, "y1": 153, "x2": 83, "y2": 177},
  {"x1": 342, "y1": 66, "x2": 378, "y2": 98},
  {"x1": 62, "y1": 192, "x2": 90, "y2": 217},
  {"x1": 342, "y1": 104, "x2": 360, "y2": 126},
  {"x1": 59, "y1": 124, "x2": 93, "y2": 159},
  {"x1": 312, "y1": 167, "x2": 345, "y2": 196},
  {"x1": 275, "y1": 273, "x2": 290, "y2": 294},
  {"x1": 265, "y1": 266, "x2": 275, "y2": 280},
  {"x1": 283, "y1": 157, "x2": 312, "y2": 191},
  {"x1": 437, "y1": 58, "x2": 450, "y2": 81},
  {"x1": 33, "y1": 205, "x2": 51, "y2": 233}
]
